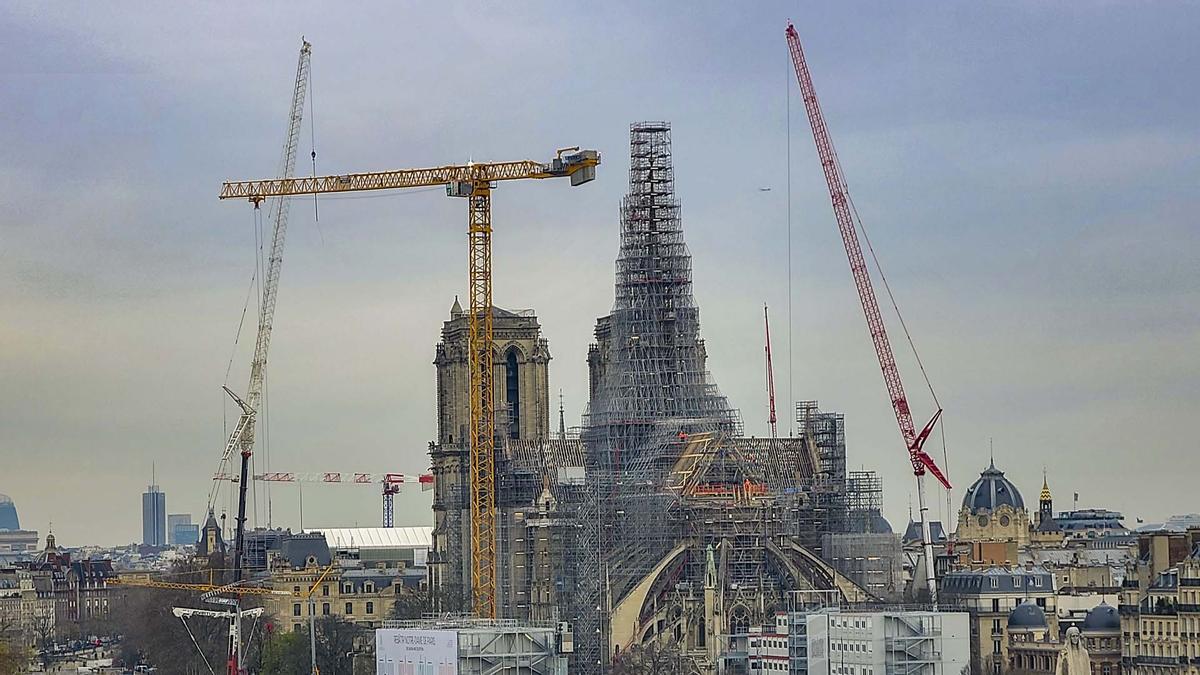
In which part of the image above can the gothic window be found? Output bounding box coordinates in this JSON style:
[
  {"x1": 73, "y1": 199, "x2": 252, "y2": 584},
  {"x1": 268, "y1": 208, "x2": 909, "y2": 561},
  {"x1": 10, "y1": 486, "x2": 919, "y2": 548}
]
[{"x1": 506, "y1": 349, "x2": 521, "y2": 439}]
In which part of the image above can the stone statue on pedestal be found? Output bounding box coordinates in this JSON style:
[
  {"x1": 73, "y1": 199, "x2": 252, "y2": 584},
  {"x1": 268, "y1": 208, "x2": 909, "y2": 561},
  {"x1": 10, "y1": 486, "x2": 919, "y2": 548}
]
[{"x1": 1056, "y1": 627, "x2": 1091, "y2": 675}]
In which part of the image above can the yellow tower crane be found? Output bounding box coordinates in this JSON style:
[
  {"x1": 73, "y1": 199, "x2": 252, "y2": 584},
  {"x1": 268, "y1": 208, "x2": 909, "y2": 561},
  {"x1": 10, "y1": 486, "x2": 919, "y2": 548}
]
[{"x1": 220, "y1": 148, "x2": 601, "y2": 618}]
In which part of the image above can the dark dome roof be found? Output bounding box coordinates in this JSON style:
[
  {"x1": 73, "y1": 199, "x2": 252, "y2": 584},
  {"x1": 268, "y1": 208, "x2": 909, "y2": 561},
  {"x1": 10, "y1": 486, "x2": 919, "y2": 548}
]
[
  {"x1": 963, "y1": 460, "x2": 1025, "y2": 512},
  {"x1": 1008, "y1": 601, "x2": 1047, "y2": 628},
  {"x1": 1083, "y1": 602, "x2": 1120, "y2": 631}
]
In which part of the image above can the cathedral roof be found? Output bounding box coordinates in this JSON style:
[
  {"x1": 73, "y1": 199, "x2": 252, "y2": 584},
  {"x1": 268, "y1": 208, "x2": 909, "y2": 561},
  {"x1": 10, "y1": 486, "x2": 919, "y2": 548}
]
[{"x1": 962, "y1": 460, "x2": 1025, "y2": 513}]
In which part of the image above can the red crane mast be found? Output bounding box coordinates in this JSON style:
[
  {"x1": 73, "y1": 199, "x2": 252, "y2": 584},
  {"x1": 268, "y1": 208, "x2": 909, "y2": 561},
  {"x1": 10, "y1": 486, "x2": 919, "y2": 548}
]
[
  {"x1": 785, "y1": 22, "x2": 951, "y2": 605},
  {"x1": 764, "y1": 304, "x2": 779, "y2": 439}
]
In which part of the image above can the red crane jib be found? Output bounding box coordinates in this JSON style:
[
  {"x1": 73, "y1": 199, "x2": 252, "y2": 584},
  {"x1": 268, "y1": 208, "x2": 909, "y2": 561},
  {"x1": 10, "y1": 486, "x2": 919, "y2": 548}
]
[{"x1": 786, "y1": 23, "x2": 950, "y2": 491}]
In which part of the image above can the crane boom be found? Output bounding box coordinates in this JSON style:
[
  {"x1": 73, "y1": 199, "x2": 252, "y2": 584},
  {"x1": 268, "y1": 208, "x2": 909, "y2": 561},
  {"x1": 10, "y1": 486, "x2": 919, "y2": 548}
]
[
  {"x1": 218, "y1": 151, "x2": 598, "y2": 201},
  {"x1": 216, "y1": 38, "x2": 311, "y2": 584},
  {"x1": 786, "y1": 23, "x2": 950, "y2": 606},
  {"x1": 221, "y1": 148, "x2": 599, "y2": 619}
]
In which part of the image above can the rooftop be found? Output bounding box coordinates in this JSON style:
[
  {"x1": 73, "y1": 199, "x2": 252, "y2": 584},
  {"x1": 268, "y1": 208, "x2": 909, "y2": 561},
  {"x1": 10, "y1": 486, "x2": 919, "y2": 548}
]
[{"x1": 317, "y1": 527, "x2": 432, "y2": 551}]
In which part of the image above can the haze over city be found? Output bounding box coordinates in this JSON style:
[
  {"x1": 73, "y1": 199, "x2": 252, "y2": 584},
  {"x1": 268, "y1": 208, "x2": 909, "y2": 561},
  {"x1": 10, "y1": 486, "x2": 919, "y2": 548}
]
[{"x1": 3, "y1": 2, "x2": 1197, "y2": 549}]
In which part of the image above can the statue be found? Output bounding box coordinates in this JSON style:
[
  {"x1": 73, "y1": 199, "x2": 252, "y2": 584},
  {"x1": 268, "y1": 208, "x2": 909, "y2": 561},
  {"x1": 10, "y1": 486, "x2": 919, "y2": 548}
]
[{"x1": 1055, "y1": 627, "x2": 1091, "y2": 675}]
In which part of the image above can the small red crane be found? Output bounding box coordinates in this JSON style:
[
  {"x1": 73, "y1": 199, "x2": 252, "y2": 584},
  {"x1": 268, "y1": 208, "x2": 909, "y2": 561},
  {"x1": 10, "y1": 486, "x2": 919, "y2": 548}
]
[
  {"x1": 786, "y1": 22, "x2": 951, "y2": 606},
  {"x1": 764, "y1": 304, "x2": 778, "y2": 439}
]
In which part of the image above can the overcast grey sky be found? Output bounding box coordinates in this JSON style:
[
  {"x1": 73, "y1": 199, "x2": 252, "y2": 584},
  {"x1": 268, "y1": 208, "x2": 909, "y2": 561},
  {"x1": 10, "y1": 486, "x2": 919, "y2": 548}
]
[{"x1": 2, "y1": 3, "x2": 1197, "y2": 547}]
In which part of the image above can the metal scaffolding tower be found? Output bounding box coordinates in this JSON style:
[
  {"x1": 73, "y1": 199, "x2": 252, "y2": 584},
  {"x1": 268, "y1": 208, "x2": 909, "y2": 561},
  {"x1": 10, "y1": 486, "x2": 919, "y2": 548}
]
[{"x1": 575, "y1": 122, "x2": 741, "y2": 673}]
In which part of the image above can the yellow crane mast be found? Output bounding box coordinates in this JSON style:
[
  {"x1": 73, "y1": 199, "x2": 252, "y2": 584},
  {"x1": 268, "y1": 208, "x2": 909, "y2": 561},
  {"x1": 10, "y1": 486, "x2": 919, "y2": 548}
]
[{"x1": 220, "y1": 148, "x2": 600, "y2": 618}]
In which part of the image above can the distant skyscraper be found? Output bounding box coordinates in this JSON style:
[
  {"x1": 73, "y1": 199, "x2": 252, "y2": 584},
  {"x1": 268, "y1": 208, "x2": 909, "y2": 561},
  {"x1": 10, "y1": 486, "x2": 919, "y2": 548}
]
[
  {"x1": 0, "y1": 494, "x2": 19, "y2": 531},
  {"x1": 142, "y1": 470, "x2": 167, "y2": 546},
  {"x1": 168, "y1": 513, "x2": 196, "y2": 546}
]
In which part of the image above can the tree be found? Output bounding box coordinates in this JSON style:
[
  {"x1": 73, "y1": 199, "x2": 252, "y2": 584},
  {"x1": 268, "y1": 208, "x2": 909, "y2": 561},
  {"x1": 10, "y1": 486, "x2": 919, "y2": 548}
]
[
  {"x1": 390, "y1": 582, "x2": 466, "y2": 620},
  {"x1": 314, "y1": 615, "x2": 369, "y2": 675},
  {"x1": 0, "y1": 640, "x2": 28, "y2": 675},
  {"x1": 260, "y1": 630, "x2": 310, "y2": 674},
  {"x1": 109, "y1": 559, "x2": 269, "y2": 672},
  {"x1": 610, "y1": 640, "x2": 700, "y2": 675},
  {"x1": 30, "y1": 612, "x2": 54, "y2": 669},
  {"x1": 390, "y1": 585, "x2": 433, "y2": 620}
]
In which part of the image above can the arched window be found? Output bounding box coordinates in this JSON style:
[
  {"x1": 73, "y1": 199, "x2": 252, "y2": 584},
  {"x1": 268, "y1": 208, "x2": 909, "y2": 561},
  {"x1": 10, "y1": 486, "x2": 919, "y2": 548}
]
[{"x1": 506, "y1": 349, "x2": 520, "y2": 439}]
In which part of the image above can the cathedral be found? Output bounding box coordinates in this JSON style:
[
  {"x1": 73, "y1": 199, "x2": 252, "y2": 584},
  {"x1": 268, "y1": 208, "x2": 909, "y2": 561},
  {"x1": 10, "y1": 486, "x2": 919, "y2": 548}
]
[{"x1": 426, "y1": 124, "x2": 869, "y2": 674}]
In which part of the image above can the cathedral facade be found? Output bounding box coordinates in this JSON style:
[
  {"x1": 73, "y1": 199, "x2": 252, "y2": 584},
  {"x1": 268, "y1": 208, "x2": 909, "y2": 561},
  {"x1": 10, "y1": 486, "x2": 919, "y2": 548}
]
[{"x1": 427, "y1": 300, "x2": 579, "y2": 617}]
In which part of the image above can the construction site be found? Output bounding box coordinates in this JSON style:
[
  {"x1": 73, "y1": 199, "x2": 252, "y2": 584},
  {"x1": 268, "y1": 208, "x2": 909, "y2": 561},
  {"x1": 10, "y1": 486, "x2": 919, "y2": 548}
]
[
  {"x1": 209, "y1": 25, "x2": 934, "y2": 675},
  {"x1": 83, "y1": 19, "x2": 954, "y2": 675},
  {"x1": 9, "y1": 5, "x2": 1196, "y2": 675}
]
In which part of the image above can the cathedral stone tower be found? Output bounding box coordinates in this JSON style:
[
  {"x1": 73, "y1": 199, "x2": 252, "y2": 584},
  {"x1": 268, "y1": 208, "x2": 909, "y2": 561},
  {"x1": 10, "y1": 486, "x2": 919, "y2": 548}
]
[
  {"x1": 434, "y1": 298, "x2": 551, "y2": 444},
  {"x1": 428, "y1": 299, "x2": 553, "y2": 611}
]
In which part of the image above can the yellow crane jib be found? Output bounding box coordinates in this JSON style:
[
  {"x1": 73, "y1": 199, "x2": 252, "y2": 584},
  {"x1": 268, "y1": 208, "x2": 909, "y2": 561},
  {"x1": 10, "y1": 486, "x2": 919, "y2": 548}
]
[
  {"x1": 219, "y1": 147, "x2": 600, "y2": 621},
  {"x1": 218, "y1": 149, "x2": 600, "y2": 201}
]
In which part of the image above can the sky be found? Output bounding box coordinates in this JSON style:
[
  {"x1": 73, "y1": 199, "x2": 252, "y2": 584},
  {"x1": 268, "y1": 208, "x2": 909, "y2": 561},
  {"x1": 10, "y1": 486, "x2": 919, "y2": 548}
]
[{"x1": 1, "y1": 3, "x2": 1197, "y2": 547}]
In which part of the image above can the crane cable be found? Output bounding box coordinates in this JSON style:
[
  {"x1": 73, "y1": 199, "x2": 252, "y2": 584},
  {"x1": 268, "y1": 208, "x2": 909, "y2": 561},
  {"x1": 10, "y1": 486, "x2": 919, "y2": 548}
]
[
  {"x1": 839, "y1": 157, "x2": 952, "y2": 489},
  {"x1": 210, "y1": 207, "x2": 265, "y2": 514},
  {"x1": 177, "y1": 614, "x2": 217, "y2": 675},
  {"x1": 308, "y1": 57, "x2": 323, "y2": 242}
]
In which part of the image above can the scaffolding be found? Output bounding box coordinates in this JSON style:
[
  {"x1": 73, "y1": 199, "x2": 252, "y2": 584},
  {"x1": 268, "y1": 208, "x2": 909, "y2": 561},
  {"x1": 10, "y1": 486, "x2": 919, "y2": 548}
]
[{"x1": 575, "y1": 123, "x2": 743, "y2": 673}]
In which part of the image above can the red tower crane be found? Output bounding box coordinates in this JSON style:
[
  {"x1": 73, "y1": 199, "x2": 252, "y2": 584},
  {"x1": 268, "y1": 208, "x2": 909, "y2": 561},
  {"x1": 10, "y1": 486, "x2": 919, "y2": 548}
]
[
  {"x1": 214, "y1": 471, "x2": 432, "y2": 527},
  {"x1": 786, "y1": 22, "x2": 952, "y2": 607},
  {"x1": 764, "y1": 304, "x2": 779, "y2": 439}
]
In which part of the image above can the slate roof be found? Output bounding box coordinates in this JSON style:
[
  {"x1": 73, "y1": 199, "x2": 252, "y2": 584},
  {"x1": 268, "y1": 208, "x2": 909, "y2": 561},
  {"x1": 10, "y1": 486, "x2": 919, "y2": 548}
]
[
  {"x1": 942, "y1": 566, "x2": 1056, "y2": 595},
  {"x1": 962, "y1": 460, "x2": 1025, "y2": 512},
  {"x1": 1009, "y1": 600, "x2": 1048, "y2": 628},
  {"x1": 1082, "y1": 602, "x2": 1120, "y2": 631}
]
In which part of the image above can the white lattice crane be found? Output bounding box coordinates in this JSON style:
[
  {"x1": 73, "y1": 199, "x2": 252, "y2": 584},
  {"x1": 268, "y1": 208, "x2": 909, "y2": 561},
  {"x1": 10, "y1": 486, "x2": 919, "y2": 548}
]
[{"x1": 207, "y1": 38, "x2": 312, "y2": 583}]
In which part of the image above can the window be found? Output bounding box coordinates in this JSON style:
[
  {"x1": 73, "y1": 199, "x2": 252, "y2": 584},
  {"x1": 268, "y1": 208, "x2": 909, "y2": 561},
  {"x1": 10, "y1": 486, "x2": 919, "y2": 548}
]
[
  {"x1": 1013, "y1": 575, "x2": 1022, "y2": 588},
  {"x1": 293, "y1": 585, "x2": 301, "y2": 594},
  {"x1": 293, "y1": 603, "x2": 301, "y2": 617},
  {"x1": 993, "y1": 639, "x2": 1001, "y2": 654},
  {"x1": 322, "y1": 603, "x2": 330, "y2": 616},
  {"x1": 322, "y1": 584, "x2": 329, "y2": 597},
  {"x1": 506, "y1": 348, "x2": 521, "y2": 439},
  {"x1": 366, "y1": 601, "x2": 374, "y2": 614},
  {"x1": 294, "y1": 623, "x2": 302, "y2": 633},
  {"x1": 990, "y1": 577, "x2": 999, "y2": 589},
  {"x1": 993, "y1": 599, "x2": 1001, "y2": 613},
  {"x1": 993, "y1": 619, "x2": 1002, "y2": 635},
  {"x1": 364, "y1": 582, "x2": 374, "y2": 594},
  {"x1": 343, "y1": 583, "x2": 353, "y2": 594}
]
